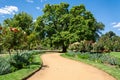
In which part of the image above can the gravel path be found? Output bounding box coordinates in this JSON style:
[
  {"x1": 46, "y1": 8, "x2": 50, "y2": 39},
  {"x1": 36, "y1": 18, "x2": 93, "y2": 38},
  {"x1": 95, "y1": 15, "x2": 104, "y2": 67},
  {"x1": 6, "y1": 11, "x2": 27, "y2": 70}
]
[{"x1": 28, "y1": 52, "x2": 116, "y2": 80}]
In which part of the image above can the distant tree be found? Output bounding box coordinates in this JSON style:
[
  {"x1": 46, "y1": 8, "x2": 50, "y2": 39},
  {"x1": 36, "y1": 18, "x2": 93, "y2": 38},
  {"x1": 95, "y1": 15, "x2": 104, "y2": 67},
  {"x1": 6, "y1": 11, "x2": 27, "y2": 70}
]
[
  {"x1": 93, "y1": 31, "x2": 120, "y2": 52},
  {"x1": 111, "y1": 36, "x2": 120, "y2": 51}
]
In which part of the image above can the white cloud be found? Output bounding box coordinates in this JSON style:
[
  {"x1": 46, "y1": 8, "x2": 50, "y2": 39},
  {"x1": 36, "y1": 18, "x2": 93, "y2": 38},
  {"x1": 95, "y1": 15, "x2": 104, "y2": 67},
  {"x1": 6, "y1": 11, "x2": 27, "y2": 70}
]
[
  {"x1": 0, "y1": 6, "x2": 18, "y2": 15},
  {"x1": 111, "y1": 22, "x2": 120, "y2": 30},
  {"x1": 2, "y1": 15, "x2": 5, "y2": 18},
  {"x1": 33, "y1": 19, "x2": 36, "y2": 22},
  {"x1": 36, "y1": 7, "x2": 40, "y2": 10},
  {"x1": 26, "y1": 0, "x2": 34, "y2": 3},
  {"x1": 111, "y1": 22, "x2": 116, "y2": 25},
  {"x1": 40, "y1": 0, "x2": 43, "y2": 2},
  {"x1": 40, "y1": 0, "x2": 47, "y2": 2},
  {"x1": 113, "y1": 22, "x2": 120, "y2": 28},
  {"x1": 36, "y1": 7, "x2": 42, "y2": 11}
]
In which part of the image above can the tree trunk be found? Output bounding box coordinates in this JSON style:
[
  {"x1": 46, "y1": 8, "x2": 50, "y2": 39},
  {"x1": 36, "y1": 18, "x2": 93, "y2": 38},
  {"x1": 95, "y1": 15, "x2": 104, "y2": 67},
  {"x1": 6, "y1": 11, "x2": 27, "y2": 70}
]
[
  {"x1": 8, "y1": 49, "x2": 11, "y2": 56},
  {"x1": 62, "y1": 44, "x2": 67, "y2": 52},
  {"x1": 50, "y1": 38, "x2": 52, "y2": 47}
]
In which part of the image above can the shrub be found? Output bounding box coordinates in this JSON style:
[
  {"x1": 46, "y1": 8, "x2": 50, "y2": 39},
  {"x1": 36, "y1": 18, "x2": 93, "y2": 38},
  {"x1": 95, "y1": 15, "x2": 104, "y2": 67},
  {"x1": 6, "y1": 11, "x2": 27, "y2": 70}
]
[
  {"x1": 0, "y1": 57, "x2": 12, "y2": 75},
  {"x1": 68, "y1": 40, "x2": 93, "y2": 52},
  {"x1": 107, "y1": 57, "x2": 120, "y2": 65},
  {"x1": 68, "y1": 42, "x2": 80, "y2": 52},
  {"x1": 9, "y1": 52, "x2": 34, "y2": 69}
]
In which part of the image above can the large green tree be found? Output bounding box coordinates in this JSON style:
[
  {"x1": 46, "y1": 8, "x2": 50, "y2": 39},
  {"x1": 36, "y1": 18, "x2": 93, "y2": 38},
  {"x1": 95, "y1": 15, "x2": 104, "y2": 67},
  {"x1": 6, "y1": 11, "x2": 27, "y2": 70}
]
[{"x1": 35, "y1": 3, "x2": 104, "y2": 52}]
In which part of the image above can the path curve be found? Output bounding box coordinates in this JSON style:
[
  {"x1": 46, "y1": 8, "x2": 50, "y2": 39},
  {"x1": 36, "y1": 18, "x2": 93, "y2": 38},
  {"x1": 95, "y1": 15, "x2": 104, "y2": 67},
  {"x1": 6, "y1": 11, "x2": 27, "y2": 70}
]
[{"x1": 28, "y1": 52, "x2": 116, "y2": 80}]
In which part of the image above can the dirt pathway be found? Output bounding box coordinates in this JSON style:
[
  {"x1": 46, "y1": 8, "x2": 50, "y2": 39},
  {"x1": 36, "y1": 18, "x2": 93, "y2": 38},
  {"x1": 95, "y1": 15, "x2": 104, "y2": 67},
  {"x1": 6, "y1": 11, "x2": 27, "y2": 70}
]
[{"x1": 28, "y1": 52, "x2": 116, "y2": 80}]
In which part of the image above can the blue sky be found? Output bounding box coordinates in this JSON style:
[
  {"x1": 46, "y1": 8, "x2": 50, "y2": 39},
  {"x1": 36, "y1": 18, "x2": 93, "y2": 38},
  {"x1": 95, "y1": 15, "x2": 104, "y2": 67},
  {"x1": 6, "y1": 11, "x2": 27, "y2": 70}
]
[{"x1": 0, "y1": 0, "x2": 120, "y2": 36}]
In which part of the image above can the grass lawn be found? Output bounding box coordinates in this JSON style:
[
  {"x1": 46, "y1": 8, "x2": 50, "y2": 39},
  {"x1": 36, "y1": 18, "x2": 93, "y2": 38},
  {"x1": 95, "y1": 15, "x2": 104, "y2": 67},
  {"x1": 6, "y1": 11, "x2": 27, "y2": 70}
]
[
  {"x1": 110, "y1": 52, "x2": 120, "y2": 58},
  {"x1": 61, "y1": 53, "x2": 120, "y2": 80},
  {"x1": 0, "y1": 54, "x2": 42, "y2": 80}
]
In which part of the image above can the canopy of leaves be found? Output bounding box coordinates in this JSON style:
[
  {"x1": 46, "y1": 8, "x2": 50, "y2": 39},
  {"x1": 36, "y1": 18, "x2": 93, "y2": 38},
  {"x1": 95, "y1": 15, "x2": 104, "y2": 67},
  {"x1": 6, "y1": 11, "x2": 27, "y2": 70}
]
[{"x1": 35, "y1": 3, "x2": 104, "y2": 52}]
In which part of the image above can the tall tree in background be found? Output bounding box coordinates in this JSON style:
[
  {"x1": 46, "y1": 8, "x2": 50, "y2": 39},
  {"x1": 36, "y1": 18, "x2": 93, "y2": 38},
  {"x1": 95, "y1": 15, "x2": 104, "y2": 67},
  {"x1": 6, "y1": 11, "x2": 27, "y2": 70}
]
[
  {"x1": 37, "y1": 3, "x2": 104, "y2": 52},
  {"x1": 94, "y1": 31, "x2": 120, "y2": 52}
]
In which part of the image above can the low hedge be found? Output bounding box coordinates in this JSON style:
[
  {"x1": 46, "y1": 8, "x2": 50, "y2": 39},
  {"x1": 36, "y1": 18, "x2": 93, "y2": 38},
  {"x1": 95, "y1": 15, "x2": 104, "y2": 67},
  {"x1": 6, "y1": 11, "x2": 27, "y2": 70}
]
[{"x1": 65, "y1": 51, "x2": 120, "y2": 67}]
